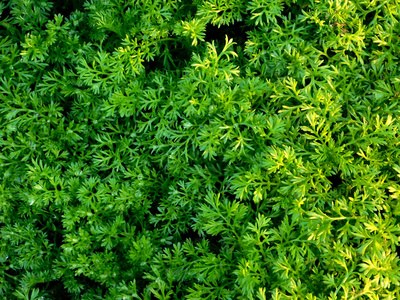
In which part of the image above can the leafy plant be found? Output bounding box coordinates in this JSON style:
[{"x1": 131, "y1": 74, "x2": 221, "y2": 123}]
[{"x1": 1, "y1": 0, "x2": 400, "y2": 299}]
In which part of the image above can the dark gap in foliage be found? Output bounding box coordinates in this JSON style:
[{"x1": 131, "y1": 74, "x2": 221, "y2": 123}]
[
  {"x1": 313, "y1": 258, "x2": 320, "y2": 268},
  {"x1": 326, "y1": 48, "x2": 337, "y2": 59},
  {"x1": 96, "y1": 168, "x2": 114, "y2": 180},
  {"x1": 36, "y1": 280, "x2": 73, "y2": 299},
  {"x1": 216, "y1": 174, "x2": 228, "y2": 191},
  {"x1": 144, "y1": 41, "x2": 193, "y2": 73},
  {"x1": 113, "y1": 251, "x2": 136, "y2": 279},
  {"x1": 303, "y1": 78, "x2": 311, "y2": 87},
  {"x1": 59, "y1": 163, "x2": 67, "y2": 175},
  {"x1": 91, "y1": 185, "x2": 98, "y2": 193},
  {"x1": 33, "y1": 213, "x2": 64, "y2": 249},
  {"x1": 334, "y1": 219, "x2": 348, "y2": 235},
  {"x1": 60, "y1": 96, "x2": 74, "y2": 118},
  {"x1": 347, "y1": 218, "x2": 357, "y2": 227},
  {"x1": 100, "y1": 32, "x2": 123, "y2": 52},
  {"x1": 30, "y1": 82, "x2": 37, "y2": 92},
  {"x1": 345, "y1": 50, "x2": 358, "y2": 61},
  {"x1": 396, "y1": 246, "x2": 400, "y2": 259},
  {"x1": 5, "y1": 263, "x2": 18, "y2": 274},
  {"x1": 118, "y1": 263, "x2": 137, "y2": 282},
  {"x1": 214, "y1": 181, "x2": 222, "y2": 191},
  {"x1": 180, "y1": 226, "x2": 201, "y2": 242},
  {"x1": 4, "y1": 266, "x2": 19, "y2": 286},
  {"x1": 363, "y1": 11, "x2": 376, "y2": 26},
  {"x1": 144, "y1": 56, "x2": 163, "y2": 74},
  {"x1": 204, "y1": 20, "x2": 249, "y2": 51},
  {"x1": 249, "y1": 199, "x2": 258, "y2": 213},
  {"x1": 0, "y1": 4, "x2": 11, "y2": 22},
  {"x1": 348, "y1": 185, "x2": 358, "y2": 198},
  {"x1": 1, "y1": 4, "x2": 23, "y2": 39},
  {"x1": 51, "y1": 0, "x2": 83, "y2": 18},
  {"x1": 280, "y1": 3, "x2": 302, "y2": 22},
  {"x1": 341, "y1": 103, "x2": 349, "y2": 119},
  {"x1": 148, "y1": 198, "x2": 161, "y2": 217},
  {"x1": 270, "y1": 210, "x2": 285, "y2": 229},
  {"x1": 176, "y1": 0, "x2": 197, "y2": 18},
  {"x1": 169, "y1": 44, "x2": 194, "y2": 69},
  {"x1": 207, "y1": 235, "x2": 223, "y2": 254},
  {"x1": 76, "y1": 274, "x2": 106, "y2": 293},
  {"x1": 175, "y1": 290, "x2": 185, "y2": 299},
  {"x1": 214, "y1": 156, "x2": 228, "y2": 173},
  {"x1": 92, "y1": 247, "x2": 105, "y2": 254},
  {"x1": 327, "y1": 172, "x2": 342, "y2": 189},
  {"x1": 47, "y1": 218, "x2": 64, "y2": 250},
  {"x1": 384, "y1": 187, "x2": 391, "y2": 199},
  {"x1": 225, "y1": 190, "x2": 236, "y2": 203},
  {"x1": 44, "y1": 62, "x2": 58, "y2": 77},
  {"x1": 320, "y1": 52, "x2": 329, "y2": 66}
]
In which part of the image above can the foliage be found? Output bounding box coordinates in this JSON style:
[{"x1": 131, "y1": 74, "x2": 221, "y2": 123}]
[{"x1": 1, "y1": 0, "x2": 400, "y2": 299}]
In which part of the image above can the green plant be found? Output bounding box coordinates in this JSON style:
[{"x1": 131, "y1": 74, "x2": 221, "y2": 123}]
[{"x1": 1, "y1": 0, "x2": 400, "y2": 299}]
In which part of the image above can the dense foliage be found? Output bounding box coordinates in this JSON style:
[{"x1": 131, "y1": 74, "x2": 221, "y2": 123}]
[{"x1": 1, "y1": 0, "x2": 400, "y2": 299}]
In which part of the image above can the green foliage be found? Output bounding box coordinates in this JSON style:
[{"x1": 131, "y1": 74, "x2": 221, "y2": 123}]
[{"x1": 1, "y1": 0, "x2": 400, "y2": 299}]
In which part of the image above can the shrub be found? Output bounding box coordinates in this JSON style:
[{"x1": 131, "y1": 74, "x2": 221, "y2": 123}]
[{"x1": 1, "y1": 0, "x2": 400, "y2": 299}]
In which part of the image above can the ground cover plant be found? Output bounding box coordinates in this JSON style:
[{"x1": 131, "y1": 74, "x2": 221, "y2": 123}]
[{"x1": 1, "y1": 0, "x2": 400, "y2": 299}]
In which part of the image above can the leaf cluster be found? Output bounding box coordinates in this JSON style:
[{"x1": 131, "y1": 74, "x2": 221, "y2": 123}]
[{"x1": 1, "y1": 0, "x2": 400, "y2": 299}]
